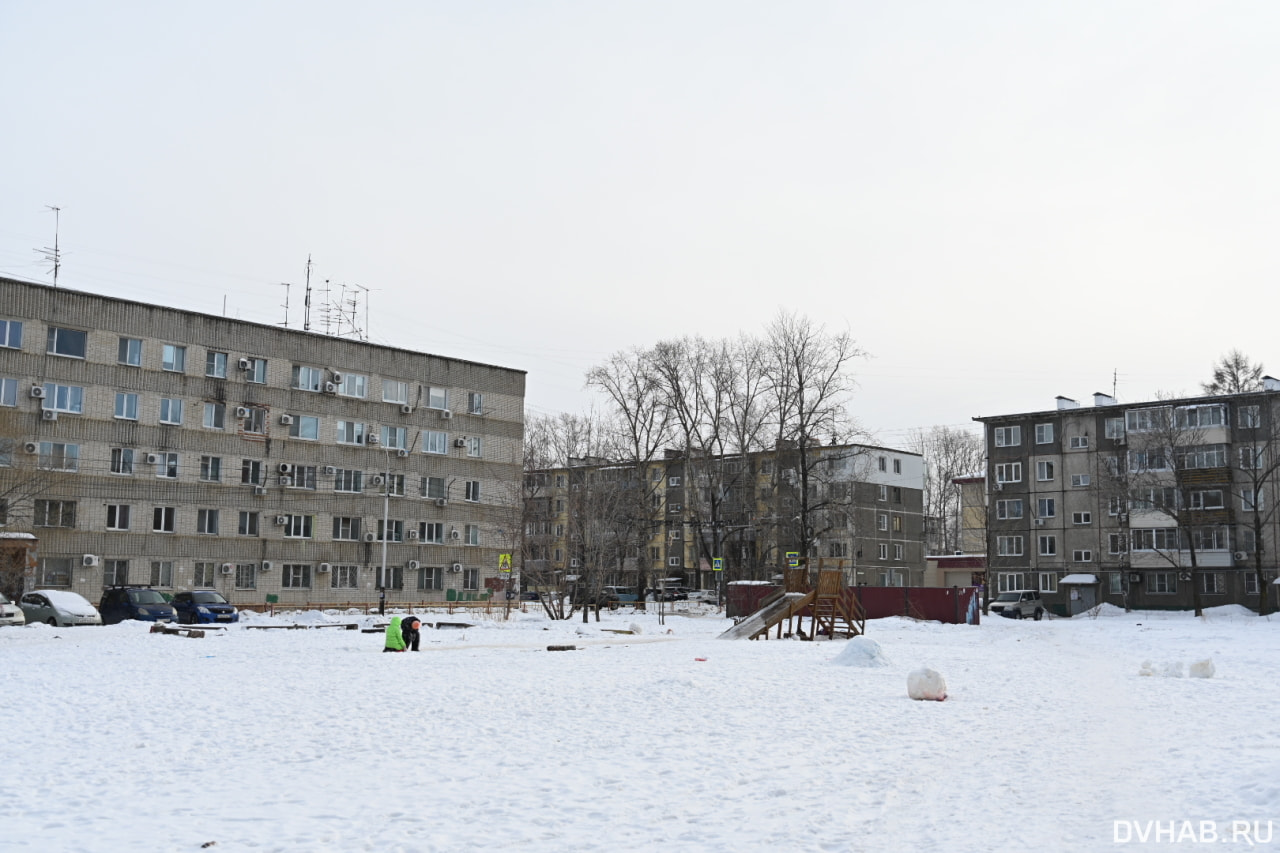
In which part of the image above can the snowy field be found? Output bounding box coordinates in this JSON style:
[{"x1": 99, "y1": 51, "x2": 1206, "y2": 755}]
[{"x1": 3, "y1": 603, "x2": 1279, "y2": 852}]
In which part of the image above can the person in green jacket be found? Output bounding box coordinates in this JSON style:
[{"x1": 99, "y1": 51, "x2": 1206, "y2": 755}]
[{"x1": 384, "y1": 616, "x2": 406, "y2": 652}]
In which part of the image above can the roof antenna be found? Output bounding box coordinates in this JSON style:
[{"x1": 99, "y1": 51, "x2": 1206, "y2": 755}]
[
  {"x1": 278, "y1": 282, "x2": 291, "y2": 327},
  {"x1": 303, "y1": 255, "x2": 313, "y2": 331},
  {"x1": 38, "y1": 205, "x2": 62, "y2": 288}
]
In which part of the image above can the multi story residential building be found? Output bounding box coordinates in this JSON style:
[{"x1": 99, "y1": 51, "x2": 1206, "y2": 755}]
[
  {"x1": 523, "y1": 442, "x2": 925, "y2": 594},
  {"x1": 0, "y1": 276, "x2": 524, "y2": 606},
  {"x1": 976, "y1": 388, "x2": 1280, "y2": 613}
]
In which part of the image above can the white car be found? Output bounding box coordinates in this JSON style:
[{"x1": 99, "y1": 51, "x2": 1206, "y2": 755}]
[
  {"x1": 19, "y1": 590, "x2": 103, "y2": 627},
  {"x1": 0, "y1": 592, "x2": 25, "y2": 626}
]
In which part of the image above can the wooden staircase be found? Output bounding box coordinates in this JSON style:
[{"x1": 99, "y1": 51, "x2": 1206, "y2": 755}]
[{"x1": 810, "y1": 570, "x2": 865, "y2": 639}]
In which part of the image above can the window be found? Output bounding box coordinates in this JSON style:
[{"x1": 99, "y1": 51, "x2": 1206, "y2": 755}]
[
  {"x1": 1126, "y1": 407, "x2": 1169, "y2": 433},
  {"x1": 338, "y1": 373, "x2": 367, "y2": 398},
  {"x1": 242, "y1": 406, "x2": 267, "y2": 434},
  {"x1": 149, "y1": 561, "x2": 174, "y2": 587},
  {"x1": 1038, "y1": 535, "x2": 1057, "y2": 556},
  {"x1": 0, "y1": 376, "x2": 15, "y2": 407},
  {"x1": 155, "y1": 452, "x2": 179, "y2": 479},
  {"x1": 1036, "y1": 461, "x2": 1055, "y2": 481},
  {"x1": 1105, "y1": 417, "x2": 1125, "y2": 440},
  {"x1": 333, "y1": 517, "x2": 363, "y2": 541},
  {"x1": 282, "y1": 564, "x2": 312, "y2": 589},
  {"x1": 427, "y1": 386, "x2": 448, "y2": 409},
  {"x1": 42, "y1": 383, "x2": 84, "y2": 413},
  {"x1": 1239, "y1": 405, "x2": 1261, "y2": 428},
  {"x1": 994, "y1": 426, "x2": 1021, "y2": 447},
  {"x1": 1130, "y1": 487, "x2": 1178, "y2": 511},
  {"x1": 118, "y1": 337, "x2": 142, "y2": 366},
  {"x1": 289, "y1": 415, "x2": 319, "y2": 440},
  {"x1": 39, "y1": 558, "x2": 72, "y2": 587},
  {"x1": 465, "y1": 436, "x2": 483, "y2": 458},
  {"x1": 465, "y1": 480, "x2": 481, "y2": 502},
  {"x1": 206, "y1": 351, "x2": 228, "y2": 378},
  {"x1": 892, "y1": 487, "x2": 902, "y2": 504},
  {"x1": 877, "y1": 484, "x2": 887, "y2": 501},
  {"x1": 423, "y1": 431, "x2": 448, "y2": 454},
  {"x1": 153, "y1": 507, "x2": 176, "y2": 533},
  {"x1": 46, "y1": 326, "x2": 87, "y2": 358},
  {"x1": 467, "y1": 392, "x2": 483, "y2": 414},
  {"x1": 1108, "y1": 496, "x2": 1123, "y2": 516},
  {"x1": 245, "y1": 358, "x2": 267, "y2": 383},
  {"x1": 331, "y1": 565, "x2": 360, "y2": 589},
  {"x1": 1240, "y1": 446, "x2": 1264, "y2": 470},
  {"x1": 382, "y1": 379, "x2": 409, "y2": 404},
  {"x1": 161, "y1": 344, "x2": 186, "y2": 373},
  {"x1": 203, "y1": 402, "x2": 225, "y2": 430},
  {"x1": 291, "y1": 465, "x2": 317, "y2": 490},
  {"x1": 104, "y1": 559, "x2": 129, "y2": 586},
  {"x1": 1039, "y1": 572, "x2": 1058, "y2": 593},
  {"x1": 1239, "y1": 526, "x2": 1257, "y2": 554},
  {"x1": 1035, "y1": 423, "x2": 1054, "y2": 444},
  {"x1": 238, "y1": 511, "x2": 259, "y2": 536},
  {"x1": 1245, "y1": 572, "x2": 1260, "y2": 595},
  {"x1": 336, "y1": 420, "x2": 365, "y2": 445},
  {"x1": 380, "y1": 474, "x2": 406, "y2": 497},
  {"x1": 1195, "y1": 573, "x2": 1224, "y2": 594},
  {"x1": 1070, "y1": 474, "x2": 1090, "y2": 487},
  {"x1": 106, "y1": 504, "x2": 131, "y2": 531},
  {"x1": 283, "y1": 515, "x2": 314, "y2": 538},
  {"x1": 1108, "y1": 533, "x2": 1127, "y2": 554},
  {"x1": 877, "y1": 513, "x2": 888, "y2": 531},
  {"x1": 381, "y1": 426, "x2": 407, "y2": 450},
  {"x1": 1190, "y1": 490, "x2": 1224, "y2": 510},
  {"x1": 193, "y1": 562, "x2": 217, "y2": 588},
  {"x1": 107, "y1": 391, "x2": 136, "y2": 422},
  {"x1": 893, "y1": 459, "x2": 902, "y2": 474},
  {"x1": 1072, "y1": 550, "x2": 1093, "y2": 563},
  {"x1": 894, "y1": 543, "x2": 904, "y2": 560},
  {"x1": 291, "y1": 365, "x2": 324, "y2": 392},
  {"x1": 1178, "y1": 444, "x2": 1227, "y2": 470},
  {"x1": 995, "y1": 499, "x2": 1023, "y2": 520},
  {"x1": 1037, "y1": 498, "x2": 1056, "y2": 518},
  {"x1": 417, "y1": 566, "x2": 443, "y2": 591},
  {"x1": 1242, "y1": 489, "x2": 1264, "y2": 512},
  {"x1": 1072, "y1": 511, "x2": 1091, "y2": 525},
  {"x1": 465, "y1": 524, "x2": 479, "y2": 546},
  {"x1": 159, "y1": 397, "x2": 184, "y2": 425},
  {"x1": 377, "y1": 519, "x2": 404, "y2": 542},
  {"x1": 1069, "y1": 436, "x2": 1089, "y2": 450},
  {"x1": 199, "y1": 456, "x2": 222, "y2": 482},
  {"x1": 241, "y1": 459, "x2": 264, "y2": 486},
  {"x1": 0, "y1": 319, "x2": 22, "y2": 349},
  {"x1": 197, "y1": 509, "x2": 219, "y2": 535},
  {"x1": 110, "y1": 448, "x2": 134, "y2": 475},
  {"x1": 878, "y1": 456, "x2": 887, "y2": 472},
  {"x1": 376, "y1": 565, "x2": 405, "y2": 591},
  {"x1": 892, "y1": 515, "x2": 902, "y2": 532},
  {"x1": 420, "y1": 522, "x2": 444, "y2": 544},
  {"x1": 1175, "y1": 404, "x2": 1225, "y2": 429},
  {"x1": 1128, "y1": 449, "x2": 1169, "y2": 472},
  {"x1": 39, "y1": 442, "x2": 80, "y2": 472},
  {"x1": 421, "y1": 476, "x2": 446, "y2": 500},
  {"x1": 1150, "y1": 572, "x2": 1176, "y2": 594},
  {"x1": 1191, "y1": 526, "x2": 1228, "y2": 551},
  {"x1": 1131, "y1": 528, "x2": 1181, "y2": 551},
  {"x1": 871, "y1": 543, "x2": 886, "y2": 560},
  {"x1": 236, "y1": 563, "x2": 257, "y2": 590},
  {"x1": 334, "y1": 469, "x2": 363, "y2": 493},
  {"x1": 995, "y1": 463, "x2": 1022, "y2": 484},
  {"x1": 34, "y1": 499, "x2": 76, "y2": 527},
  {"x1": 997, "y1": 573, "x2": 1027, "y2": 593},
  {"x1": 1109, "y1": 573, "x2": 1124, "y2": 594}
]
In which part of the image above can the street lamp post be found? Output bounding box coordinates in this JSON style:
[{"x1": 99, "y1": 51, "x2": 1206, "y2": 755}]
[{"x1": 378, "y1": 446, "x2": 390, "y2": 615}]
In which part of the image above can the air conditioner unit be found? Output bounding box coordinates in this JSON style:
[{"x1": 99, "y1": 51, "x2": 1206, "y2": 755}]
[
  {"x1": 260, "y1": 561, "x2": 273, "y2": 571},
  {"x1": 279, "y1": 414, "x2": 294, "y2": 426},
  {"x1": 1034, "y1": 518, "x2": 1045, "y2": 526},
  {"x1": 364, "y1": 532, "x2": 377, "y2": 542},
  {"x1": 238, "y1": 357, "x2": 251, "y2": 370},
  {"x1": 324, "y1": 382, "x2": 338, "y2": 393},
  {"x1": 41, "y1": 409, "x2": 57, "y2": 421},
  {"x1": 82, "y1": 554, "x2": 99, "y2": 567},
  {"x1": 330, "y1": 371, "x2": 343, "y2": 383},
  {"x1": 570, "y1": 558, "x2": 580, "y2": 568},
  {"x1": 407, "y1": 559, "x2": 420, "y2": 570},
  {"x1": 323, "y1": 466, "x2": 337, "y2": 475},
  {"x1": 407, "y1": 529, "x2": 419, "y2": 540},
  {"x1": 1129, "y1": 573, "x2": 1142, "y2": 583},
  {"x1": 317, "y1": 562, "x2": 331, "y2": 573},
  {"x1": 400, "y1": 404, "x2": 413, "y2": 415},
  {"x1": 435, "y1": 498, "x2": 448, "y2": 507},
  {"x1": 450, "y1": 529, "x2": 461, "y2": 540},
  {"x1": 277, "y1": 462, "x2": 293, "y2": 474},
  {"x1": 454, "y1": 437, "x2": 467, "y2": 448},
  {"x1": 371, "y1": 474, "x2": 386, "y2": 486},
  {"x1": 29, "y1": 385, "x2": 46, "y2": 399},
  {"x1": 396, "y1": 448, "x2": 409, "y2": 458},
  {"x1": 1178, "y1": 571, "x2": 1192, "y2": 581},
  {"x1": 440, "y1": 409, "x2": 453, "y2": 420},
  {"x1": 145, "y1": 453, "x2": 161, "y2": 464},
  {"x1": 275, "y1": 515, "x2": 289, "y2": 525},
  {"x1": 449, "y1": 562, "x2": 463, "y2": 573},
  {"x1": 1234, "y1": 551, "x2": 1249, "y2": 561},
  {"x1": 235, "y1": 406, "x2": 251, "y2": 418},
  {"x1": 366, "y1": 432, "x2": 380, "y2": 445},
  {"x1": 278, "y1": 476, "x2": 292, "y2": 487},
  {"x1": 23, "y1": 441, "x2": 38, "y2": 454},
  {"x1": 220, "y1": 563, "x2": 234, "y2": 575},
  {"x1": 253, "y1": 485, "x2": 268, "y2": 496},
  {"x1": 994, "y1": 482, "x2": 1004, "y2": 491}
]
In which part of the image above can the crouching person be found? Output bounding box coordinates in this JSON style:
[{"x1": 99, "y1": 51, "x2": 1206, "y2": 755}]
[
  {"x1": 402, "y1": 616, "x2": 422, "y2": 651},
  {"x1": 384, "y1": 616, "x2": 406, "y2": 652}
]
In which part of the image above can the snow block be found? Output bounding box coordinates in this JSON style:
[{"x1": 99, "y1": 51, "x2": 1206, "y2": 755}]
[
  {"x1": 629, "y1": 623, "x2": 643, "y2": 635},
  {"x1": 907, "y1": 667, "x2": 947, "y2": 701},
  {"x1": 832, "y1": 637, "x2": 890, "y2": 668},
  {"x1": 1189, "y1": 659, "x2": 1215, "y2": 678}
]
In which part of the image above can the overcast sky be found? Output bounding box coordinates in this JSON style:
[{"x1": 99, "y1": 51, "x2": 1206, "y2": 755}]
[{"x1": 3, "y1": 2, "x2": 1278, "y2": 447}]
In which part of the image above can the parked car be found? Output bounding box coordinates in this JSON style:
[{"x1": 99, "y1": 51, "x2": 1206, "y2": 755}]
[
  {"x1": 171, "y1": 590, "x2": 239, "y2": 624},
  {"x1": 989, "y1": 590, "x2": 1044, "y2": 620},
  {"x1": 98, "y1": 586, "x2": 177, "y2": 624},
  {"x1": 654, "y1": 586, "x2": 690, "y2": 602},
  {"x1": 602, "y1": 586, "x2": 639, "y2": 603},
  {"x1": 687, "y1": 588, "x2": 719, "y2": 604},
  {"x1": 19, "y1": 590, "x2": 103, "y2": 626},
  {"x1": 0, "y1": 592, "x2": 26, "y2": 626}
]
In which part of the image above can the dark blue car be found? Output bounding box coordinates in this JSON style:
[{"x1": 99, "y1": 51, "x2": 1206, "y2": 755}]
[
  {"x1": 172, "y1": 590, "x2": 239, "y2": 624},
  {"x1": 99, "y1": 586, "x2": 177, "y2": 624}
]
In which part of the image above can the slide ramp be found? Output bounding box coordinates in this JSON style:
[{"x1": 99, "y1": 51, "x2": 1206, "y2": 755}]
[{"x1": 718, "y1": 591, "x2": 816, "y2": 640}]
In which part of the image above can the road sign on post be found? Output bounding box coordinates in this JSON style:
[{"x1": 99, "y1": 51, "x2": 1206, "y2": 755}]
[
  {"x1": 498, "y1": 553, "x2": 512, "y2": 572},
  {"x1": 786, "y1": 551, "x2": 799, "y2": 568},
  {"x1": 712, "y1": 557, "x2": 723, "y2": 572}
]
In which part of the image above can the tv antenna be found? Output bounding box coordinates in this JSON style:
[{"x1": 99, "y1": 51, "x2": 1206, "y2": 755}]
[{"x1": 37, "y1": 205, "x2": 62, "y2": 287}]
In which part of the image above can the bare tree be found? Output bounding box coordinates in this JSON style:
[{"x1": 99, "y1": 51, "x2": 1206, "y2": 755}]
[
  {"x1": 1226, "y1": 395, "x2": 1280, "y2": 615},
  {"x1": 910, "y1": 426, "x2": 985, "y2": 555},
  {"x1": 1202, "y1": 350, "x2": 1265, "y2": 395},
  {"x1": 0, "y1": 410, "x2": 70, "y2": 596}
]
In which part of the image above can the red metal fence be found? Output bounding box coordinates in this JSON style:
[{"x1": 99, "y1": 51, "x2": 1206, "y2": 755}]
[{"x1": 846, "y1": 586, "x2": 981, "y2": 625}]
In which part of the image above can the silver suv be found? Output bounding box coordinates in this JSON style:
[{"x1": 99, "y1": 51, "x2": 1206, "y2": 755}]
[{"x1": 989, "y1": 590, "x2": 1044, "y2": 620}]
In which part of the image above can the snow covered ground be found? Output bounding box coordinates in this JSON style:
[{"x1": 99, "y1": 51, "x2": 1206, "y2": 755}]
[{"x1": 3, "y1": 603, "x2": 1278, "y2": 852}]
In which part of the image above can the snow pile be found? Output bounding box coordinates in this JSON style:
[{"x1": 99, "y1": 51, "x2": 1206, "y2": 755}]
[
  {"x1": 907, "y1": 667, "x2": 947, "y2": 700},
  {"x1": 1189, "y1": 658, "x2": 1216, "y2": 678},
  {"x1": 830, "y1": 636, "x2": 890, "y2": 668},
  {"x1": 1139, "y1": 660, "x2": 1183, "y2": 677}
]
